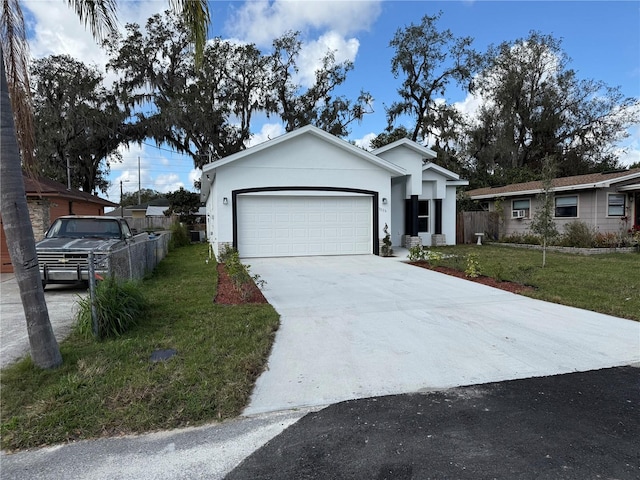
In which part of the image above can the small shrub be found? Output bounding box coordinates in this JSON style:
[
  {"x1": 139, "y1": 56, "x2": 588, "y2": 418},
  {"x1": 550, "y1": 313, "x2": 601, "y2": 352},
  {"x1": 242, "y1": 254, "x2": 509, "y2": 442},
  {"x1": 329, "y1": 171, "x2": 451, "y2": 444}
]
[
  {"x1": 407, "y1": 245, "x2": 426, "y2": 261},
  {"x1": 630, "y1": 226, "x2": 640, "y2": 250},
  {"x1": 465, "y1": 253, "x2": 480, "y2": 278},
  {"x1": 219, "y1": 246, "x2": 266, "y2": 300},
  {"x1": 169, "y1": 222, "x2": 190, "y2": 249},
  {"x1": 76, "y1": 276, "x2": 148, "y2": 339},
  {"x1": 500, "y1": 233, "x2": 541, "y2": 245},
  {"x1": 380, "y1": 223, "x2": 393, "y2": 257},
  {"x1": 216, "y1": 243, "x2": 236, "y2": 264},
  {"x1": 407, "y1": 245, "x2": 443, "y2": 264},
  {"x1": 593, "y1": 231, "x2": 628, "y2": 248},
  {"x1": 493, "y1": 262, "x2": 506, "y2": 282},
  {"x1": 559, "y1": 221, "x2": 595, "y2": 248},
  {"x1": 513, "y1": 264, "x2": 536, "y2": 285}
]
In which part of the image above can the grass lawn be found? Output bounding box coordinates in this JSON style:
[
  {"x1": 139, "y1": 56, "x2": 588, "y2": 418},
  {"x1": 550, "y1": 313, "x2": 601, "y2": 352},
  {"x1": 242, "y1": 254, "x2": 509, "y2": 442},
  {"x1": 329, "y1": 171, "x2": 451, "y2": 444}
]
[
  {"x1": 426, "y1": 244, "x2": 640, "y2": 322},
  {"x1": 0, "y1": 243, "x2": 280, "y2": 451}
]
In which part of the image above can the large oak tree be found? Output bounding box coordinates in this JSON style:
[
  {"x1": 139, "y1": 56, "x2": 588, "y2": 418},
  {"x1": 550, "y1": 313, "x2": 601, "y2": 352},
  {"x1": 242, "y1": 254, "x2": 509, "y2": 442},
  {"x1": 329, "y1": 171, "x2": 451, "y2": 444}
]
[
  {"x1": 31, "y1": 54, "x2": 127, "y2": 194},
  {"x1": 466, "y1": 32, "x2": 640, "y2": 187},
  {"x1": 387, "y1": 11, "x2": 480, "y2": 147}
]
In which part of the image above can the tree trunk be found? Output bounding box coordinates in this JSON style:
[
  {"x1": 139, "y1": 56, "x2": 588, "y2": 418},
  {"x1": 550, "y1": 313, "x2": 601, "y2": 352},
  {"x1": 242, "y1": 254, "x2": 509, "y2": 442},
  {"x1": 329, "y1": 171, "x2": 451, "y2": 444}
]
[{"x1": 1, "y1": 48, "x2": 62, "y2": 369}]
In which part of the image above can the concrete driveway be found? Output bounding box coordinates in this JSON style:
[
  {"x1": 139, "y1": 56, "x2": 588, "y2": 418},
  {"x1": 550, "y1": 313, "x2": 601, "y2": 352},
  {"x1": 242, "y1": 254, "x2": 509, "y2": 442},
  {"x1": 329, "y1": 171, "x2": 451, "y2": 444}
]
[
  {"x1": 0, "y1": 274, "x2": 85, "y2": 368},
  {"x1": 244, "y1": 253, "x2": 640, "y2": 415}
]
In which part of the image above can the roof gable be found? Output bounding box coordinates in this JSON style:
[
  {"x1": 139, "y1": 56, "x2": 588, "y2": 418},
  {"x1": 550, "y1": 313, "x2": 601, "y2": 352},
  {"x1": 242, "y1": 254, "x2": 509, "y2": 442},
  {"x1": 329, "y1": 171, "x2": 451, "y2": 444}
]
[
  {"x1": 146, "y1": 206, "x2": 169, "y2": 217},
  {"x1": 371, "y1": 138, "x2": 437, "y2": 160},
  {"x1": 203, "y1": 125, "x2": 406, "y2": 176},
  {"x1": 467, "y1": 168, "x2": 640, "y2": 199},
  {"x1": 422, "y1": 162, "x2": 464, "y2": 182}
]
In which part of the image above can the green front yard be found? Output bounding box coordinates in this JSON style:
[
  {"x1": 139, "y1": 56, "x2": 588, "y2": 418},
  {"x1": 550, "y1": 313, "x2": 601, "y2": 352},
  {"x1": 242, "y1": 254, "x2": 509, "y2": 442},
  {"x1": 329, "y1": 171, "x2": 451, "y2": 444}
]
[
  {"x1": 423, "y1": 244, "x2": 640, "y2": 322},
  {"x1": 0, "y1": 243, "x2": 279, "y2": 451},
  {"x1": 1, "y1": 242, "x2": 637, "y2": 451}
]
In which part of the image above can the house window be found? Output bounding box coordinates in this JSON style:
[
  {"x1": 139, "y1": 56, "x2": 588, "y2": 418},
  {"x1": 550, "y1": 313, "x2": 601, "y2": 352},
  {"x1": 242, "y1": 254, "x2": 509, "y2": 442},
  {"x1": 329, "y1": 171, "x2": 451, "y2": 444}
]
[
  {"x1": 512, "y1": 199, "x2": 530, "y2": 219},
  {"x1": 608, "y1": 194, "x2": 626, "y2": 217},
  {"x1": 555, "y1": 196, "x2": 578, "y2": 218},
  {"x1": 417, "y1": 200, "x2": 429, "y2": 232}
]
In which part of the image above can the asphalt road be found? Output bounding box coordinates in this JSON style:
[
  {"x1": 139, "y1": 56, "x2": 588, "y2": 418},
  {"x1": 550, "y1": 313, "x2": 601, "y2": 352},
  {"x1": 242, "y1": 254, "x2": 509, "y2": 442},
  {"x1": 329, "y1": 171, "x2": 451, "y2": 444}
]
[{"x1": 227, "y1": 366, "x2": 640, "y2": 480}]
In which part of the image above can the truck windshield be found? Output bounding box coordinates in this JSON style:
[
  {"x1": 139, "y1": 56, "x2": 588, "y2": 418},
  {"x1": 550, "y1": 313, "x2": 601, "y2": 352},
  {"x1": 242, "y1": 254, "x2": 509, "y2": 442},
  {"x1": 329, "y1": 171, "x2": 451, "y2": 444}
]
[{"x1": 46, "y1": 219, "x2": 122, "y2": 239}]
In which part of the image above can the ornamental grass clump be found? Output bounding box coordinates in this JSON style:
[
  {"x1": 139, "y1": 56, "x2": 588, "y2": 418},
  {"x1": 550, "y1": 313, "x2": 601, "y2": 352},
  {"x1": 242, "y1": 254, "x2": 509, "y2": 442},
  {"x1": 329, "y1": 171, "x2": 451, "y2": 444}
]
[
  {"x1": 169, "y1": 222, "x2": 190, "y2": 249},
  {"x1": 76, "y1": 276, "x2": 148, "y2": 339}
]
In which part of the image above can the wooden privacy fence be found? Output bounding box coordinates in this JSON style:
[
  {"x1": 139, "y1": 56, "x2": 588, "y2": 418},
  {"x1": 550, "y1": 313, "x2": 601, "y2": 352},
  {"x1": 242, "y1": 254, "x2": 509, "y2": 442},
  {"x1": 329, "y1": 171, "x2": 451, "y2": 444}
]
[
  {"x1": 457, "y1": 211, "x2": 500, "y2": 244},
  {"x1": 128, "y1": 216, "x2": 175, "y2": 233}
]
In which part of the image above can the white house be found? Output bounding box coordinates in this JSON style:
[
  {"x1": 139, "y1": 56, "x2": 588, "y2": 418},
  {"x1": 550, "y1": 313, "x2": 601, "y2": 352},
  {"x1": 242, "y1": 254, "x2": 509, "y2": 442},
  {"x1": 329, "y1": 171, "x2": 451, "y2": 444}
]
[{"x1": 200, "y1": 125, "x2": 468, "y2": 258}]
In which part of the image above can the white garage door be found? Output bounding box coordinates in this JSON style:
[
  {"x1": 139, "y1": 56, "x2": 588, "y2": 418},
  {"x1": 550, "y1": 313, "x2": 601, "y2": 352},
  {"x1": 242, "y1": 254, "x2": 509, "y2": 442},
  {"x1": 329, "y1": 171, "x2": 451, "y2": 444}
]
[{"x1": 237, "y1": 195, "x2": 372, "y2": 257}]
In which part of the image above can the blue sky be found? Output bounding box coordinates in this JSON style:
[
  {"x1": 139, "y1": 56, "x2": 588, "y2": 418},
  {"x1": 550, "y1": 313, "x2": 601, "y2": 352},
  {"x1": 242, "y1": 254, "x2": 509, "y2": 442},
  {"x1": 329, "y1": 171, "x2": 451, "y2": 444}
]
[{"x1": 23, "y1": 0, "x2": 640, "y2": 203}]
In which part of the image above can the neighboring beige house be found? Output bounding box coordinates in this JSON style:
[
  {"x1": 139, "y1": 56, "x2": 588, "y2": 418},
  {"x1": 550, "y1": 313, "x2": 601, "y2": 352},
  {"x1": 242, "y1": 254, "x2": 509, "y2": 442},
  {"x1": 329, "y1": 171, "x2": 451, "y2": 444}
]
[
  {"x1": 466, "y1": 168, "x2": 640, "y2": 237},
  {"x1": 1, "y1": 176, "x2": 117, "y2": 273}
]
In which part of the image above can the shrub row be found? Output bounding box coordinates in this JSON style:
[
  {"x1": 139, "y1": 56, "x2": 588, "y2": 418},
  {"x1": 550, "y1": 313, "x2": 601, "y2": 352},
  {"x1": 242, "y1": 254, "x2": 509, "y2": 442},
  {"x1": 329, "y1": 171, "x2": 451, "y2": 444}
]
[{"x1": 501, "y1": 221, "x2": 639, "y2": 249}]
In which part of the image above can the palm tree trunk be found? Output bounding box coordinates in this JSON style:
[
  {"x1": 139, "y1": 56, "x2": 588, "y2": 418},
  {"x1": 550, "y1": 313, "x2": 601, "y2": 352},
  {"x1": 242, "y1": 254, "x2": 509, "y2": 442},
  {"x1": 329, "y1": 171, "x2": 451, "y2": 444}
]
[{"x1": 1, "y1": 47, "x2": 62, "y2": 369}]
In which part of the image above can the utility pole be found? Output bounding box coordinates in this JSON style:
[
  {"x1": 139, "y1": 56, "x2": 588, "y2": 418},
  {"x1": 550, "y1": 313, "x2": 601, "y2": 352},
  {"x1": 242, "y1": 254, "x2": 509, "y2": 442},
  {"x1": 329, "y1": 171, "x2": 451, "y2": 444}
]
[
  {"x1": 138, "y1": 156, "x2": 141, "y2": 205},
  {"x1": 120, "y1": 180, "x2": 124, "y2": 218}
]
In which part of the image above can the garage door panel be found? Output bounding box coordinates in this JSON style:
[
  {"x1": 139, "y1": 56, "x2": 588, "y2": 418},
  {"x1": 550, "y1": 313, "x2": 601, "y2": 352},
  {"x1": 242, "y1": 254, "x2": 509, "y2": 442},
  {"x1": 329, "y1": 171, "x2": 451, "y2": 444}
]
[{"x1": 238, "y1": 195, "x2": 372, "y2": 258}]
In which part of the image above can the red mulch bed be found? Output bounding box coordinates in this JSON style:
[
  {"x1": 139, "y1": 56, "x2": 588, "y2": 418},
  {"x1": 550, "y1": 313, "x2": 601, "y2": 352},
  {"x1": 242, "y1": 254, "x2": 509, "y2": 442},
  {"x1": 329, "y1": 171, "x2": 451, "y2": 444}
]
[
  {"x1": 409, "y1": 261, "x2": 535, "y2": 294},
  {"x1": 215, "y1": 264, "x2": 268, "y2": 305},
  {"x1": 215, "y1": 260, "x2": 532, "y2": 304}
]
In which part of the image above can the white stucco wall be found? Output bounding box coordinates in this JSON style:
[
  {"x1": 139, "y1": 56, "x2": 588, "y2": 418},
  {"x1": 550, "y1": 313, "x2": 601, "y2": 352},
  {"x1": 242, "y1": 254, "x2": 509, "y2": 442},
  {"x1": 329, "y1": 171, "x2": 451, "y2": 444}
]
[
  {"x1": 205, "y1": 133, "x2": 393, "y2": 255},
  {"x1": 375, "y1": 148, "x2": 424, "y2": 196},
  {"x1": 390, "y1": 176, "x2": 407, "y2": 246},
  {"x1": 442, "y1": 185, "x2": 458, "y2": 245}
]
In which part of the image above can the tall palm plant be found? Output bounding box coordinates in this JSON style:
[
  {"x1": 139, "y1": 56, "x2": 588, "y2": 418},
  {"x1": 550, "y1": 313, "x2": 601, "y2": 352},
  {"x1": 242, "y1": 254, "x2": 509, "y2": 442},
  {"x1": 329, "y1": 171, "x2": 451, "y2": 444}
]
[{"x1": 1, "y1": 0, "x2": 208, "y2": 369}]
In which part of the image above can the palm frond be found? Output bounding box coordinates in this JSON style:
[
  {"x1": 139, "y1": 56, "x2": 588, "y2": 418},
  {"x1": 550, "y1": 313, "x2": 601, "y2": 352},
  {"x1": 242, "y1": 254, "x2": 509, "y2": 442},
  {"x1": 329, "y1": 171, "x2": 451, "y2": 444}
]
[
  {"x1": 67, "y1": 0, "x2": 119, "y2": 41},
  {"x1": 170, "y1": 0, "x2": 210, "y2": 65},
  {"x1": 1, "y1": 0, "x2": 35, "y2": 170}
]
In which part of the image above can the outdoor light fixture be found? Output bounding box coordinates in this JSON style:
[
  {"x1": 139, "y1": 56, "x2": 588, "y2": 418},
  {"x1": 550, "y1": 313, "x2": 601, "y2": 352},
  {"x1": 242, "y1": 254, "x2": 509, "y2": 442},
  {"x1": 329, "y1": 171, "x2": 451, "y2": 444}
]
[
  {"x1": 382, "y1": 197, "x2": 388, "y2": 204},
  {"x1": 223, "y1": 197, "x2": 228, "y2": 205}
]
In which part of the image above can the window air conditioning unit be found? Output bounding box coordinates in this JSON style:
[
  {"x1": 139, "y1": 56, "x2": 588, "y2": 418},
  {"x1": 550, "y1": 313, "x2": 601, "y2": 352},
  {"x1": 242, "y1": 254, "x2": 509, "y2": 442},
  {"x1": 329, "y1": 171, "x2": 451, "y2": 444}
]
[{"x1": 512, "y1": 209, "x2": 526, "y2": 219}]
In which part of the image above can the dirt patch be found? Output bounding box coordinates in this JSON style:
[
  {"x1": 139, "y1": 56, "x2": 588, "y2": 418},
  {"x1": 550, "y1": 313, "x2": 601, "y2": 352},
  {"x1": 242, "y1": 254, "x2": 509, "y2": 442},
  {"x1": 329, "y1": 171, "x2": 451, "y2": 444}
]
[
  {"x1": 214, "y1": 264, "x2": 268, "y2": 305},
  {"x1": 409, "y1": 261, "x2": 535, "y2": 294}
]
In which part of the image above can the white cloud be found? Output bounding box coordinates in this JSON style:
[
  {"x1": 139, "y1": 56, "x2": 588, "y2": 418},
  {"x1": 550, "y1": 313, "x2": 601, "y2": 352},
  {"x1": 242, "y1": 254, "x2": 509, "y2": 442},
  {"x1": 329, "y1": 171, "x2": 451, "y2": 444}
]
[
  {"x1": 353, "y1": 132, "x2": 377, "y2": 150},
  {"x1": 617, "y1": 125, "x2": 640, "y2": 167},
  {"x1": 106, "y1": 144, "x2": 151, "y2": 203},
  {"x1": 297, "y1": 32, "x2": 360, "y2": 87},
  {"x1": 453, "y1": 91, "x2": 483, "y2": 120},
  {"x1": 23, "y1": 0, "x2": 167, "y2": 84},
  {"x1": 247, "y1": 123, "x2": 286, "y2": 147},
  {"x1": 227, "y1": 0, "x2": 381, "y2": 46},
  {"x1": 154, "y1": 173, "x2": 184, "y2": 193},
  {"x1": 189, "y1": 168, "x2": 203, "y2": 187},
  {"x1": 226, "y1": 0, "x2": 379, "y2": 89}
]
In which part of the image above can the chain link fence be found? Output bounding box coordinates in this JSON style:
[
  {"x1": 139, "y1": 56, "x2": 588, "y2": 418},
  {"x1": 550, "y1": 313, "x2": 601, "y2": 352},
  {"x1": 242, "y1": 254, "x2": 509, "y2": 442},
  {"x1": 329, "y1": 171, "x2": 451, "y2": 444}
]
[{"x1": 102, "y1": 232, "x2": 171, "y2": 282}]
